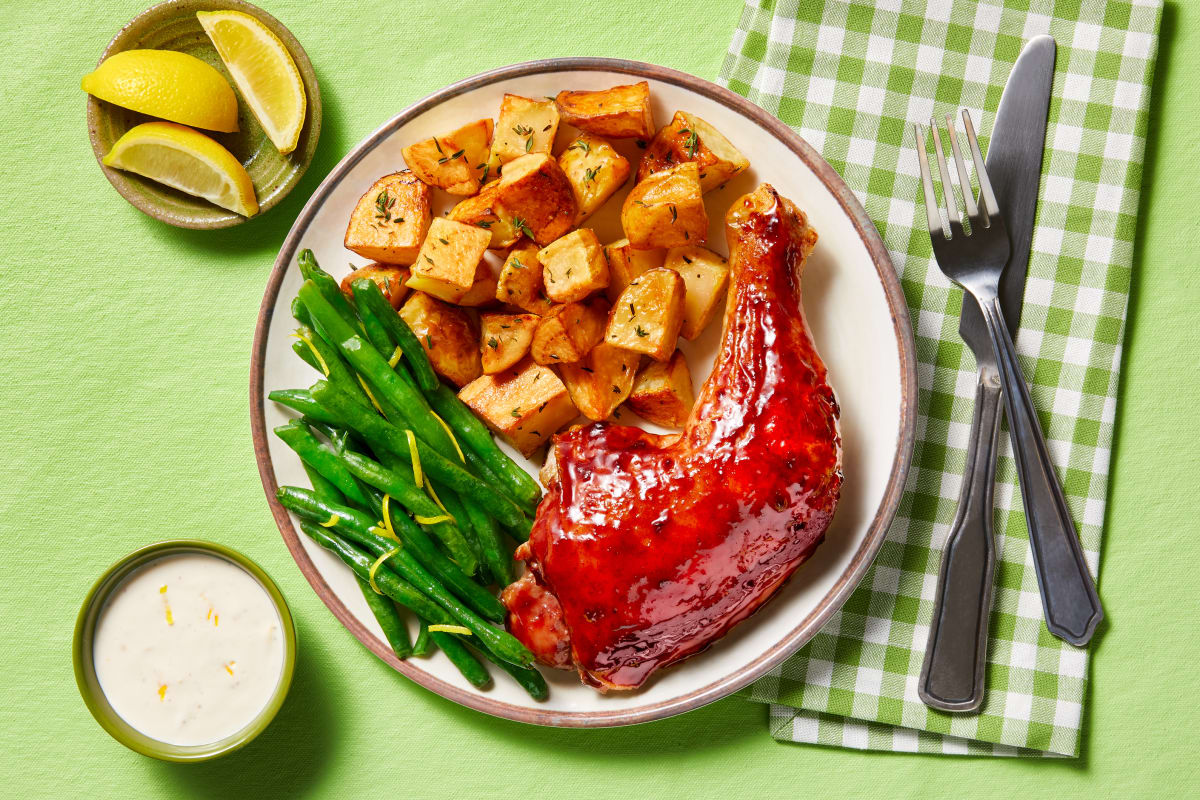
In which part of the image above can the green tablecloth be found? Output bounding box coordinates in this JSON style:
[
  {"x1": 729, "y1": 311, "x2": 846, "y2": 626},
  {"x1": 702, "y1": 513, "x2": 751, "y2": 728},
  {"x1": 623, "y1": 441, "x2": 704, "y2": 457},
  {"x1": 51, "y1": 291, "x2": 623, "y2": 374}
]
[{"x1": 0, "y1": 0, "x2": 1194, "y2": 796}]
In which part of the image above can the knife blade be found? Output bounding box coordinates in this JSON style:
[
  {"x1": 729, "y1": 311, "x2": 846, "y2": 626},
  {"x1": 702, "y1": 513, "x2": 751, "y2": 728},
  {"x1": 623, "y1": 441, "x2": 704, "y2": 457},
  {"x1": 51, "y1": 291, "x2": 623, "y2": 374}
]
[{"x1": 918, "y1": 35, "x2": 1057, "y2": 713}]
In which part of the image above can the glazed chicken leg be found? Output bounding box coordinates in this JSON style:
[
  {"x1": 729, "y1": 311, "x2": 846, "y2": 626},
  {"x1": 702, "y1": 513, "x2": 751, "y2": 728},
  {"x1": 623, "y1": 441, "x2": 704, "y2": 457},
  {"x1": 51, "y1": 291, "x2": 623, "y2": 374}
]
[{"x1": 503, "y1": 184, "x2": 842, "y2": 691}]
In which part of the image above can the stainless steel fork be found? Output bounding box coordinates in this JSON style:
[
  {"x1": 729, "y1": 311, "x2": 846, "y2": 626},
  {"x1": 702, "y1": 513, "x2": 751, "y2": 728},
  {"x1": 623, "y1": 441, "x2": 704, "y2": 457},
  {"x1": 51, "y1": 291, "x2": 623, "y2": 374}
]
[{"x1": 915, "y1": 111, "x2": 1104, "y2": 648}]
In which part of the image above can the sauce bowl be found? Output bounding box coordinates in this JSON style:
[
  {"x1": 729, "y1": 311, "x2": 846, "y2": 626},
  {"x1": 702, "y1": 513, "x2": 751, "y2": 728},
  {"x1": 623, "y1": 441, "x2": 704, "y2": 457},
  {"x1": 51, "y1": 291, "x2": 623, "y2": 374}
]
[{"x1": 73, "y1": 540, "x2": 296, "y2": 761}]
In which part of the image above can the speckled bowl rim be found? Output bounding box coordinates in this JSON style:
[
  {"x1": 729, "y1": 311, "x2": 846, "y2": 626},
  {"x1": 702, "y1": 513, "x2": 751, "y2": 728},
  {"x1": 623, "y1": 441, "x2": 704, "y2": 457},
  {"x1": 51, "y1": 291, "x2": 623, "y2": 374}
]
[
  {"x1": 72, "y1": 539, "x2": 297, "y2": 762},
  {"x1": 84, "y1": 0, "x2": 321, "y2": 229}
]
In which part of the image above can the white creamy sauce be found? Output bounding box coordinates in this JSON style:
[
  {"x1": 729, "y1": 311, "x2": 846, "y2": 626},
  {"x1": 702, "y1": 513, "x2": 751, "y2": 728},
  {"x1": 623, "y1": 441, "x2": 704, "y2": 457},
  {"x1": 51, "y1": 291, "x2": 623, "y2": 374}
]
[{"x1": 93, "y1": 553, "x2": 285, "y2": 746}]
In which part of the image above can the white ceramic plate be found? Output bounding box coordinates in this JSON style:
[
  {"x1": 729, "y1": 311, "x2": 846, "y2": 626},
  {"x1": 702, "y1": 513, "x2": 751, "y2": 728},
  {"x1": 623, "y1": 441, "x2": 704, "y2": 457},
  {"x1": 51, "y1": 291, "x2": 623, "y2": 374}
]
[{"x1": 251, "y1": 58, "x2": 916, "y2": 727}]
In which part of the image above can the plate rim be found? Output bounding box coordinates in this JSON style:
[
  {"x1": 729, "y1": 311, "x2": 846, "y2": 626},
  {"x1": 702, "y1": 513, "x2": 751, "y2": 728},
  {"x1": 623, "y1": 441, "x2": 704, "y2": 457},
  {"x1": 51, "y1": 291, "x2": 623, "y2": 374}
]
[{"x1": 250, "y1": 57, "x2": 918, "y2": 728}]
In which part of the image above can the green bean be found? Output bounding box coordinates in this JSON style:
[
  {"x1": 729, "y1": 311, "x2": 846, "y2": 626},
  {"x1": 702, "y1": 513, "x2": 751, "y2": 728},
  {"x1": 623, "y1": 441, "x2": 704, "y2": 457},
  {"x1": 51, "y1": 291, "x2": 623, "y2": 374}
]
[
  {"x1": 433, "y1": 485, "x2": 484, "y2": 567},
  {"x1": 383, "y1": 499, "x2": 505, "y2": 622},
  {"x1": 489, "y1": 654, "x2": 548, "y2": 700},
  {"x1": 302, "y1": 461, "x2": 344, "y2": 505},
  {"x1": 429, "y1": 632, "x2": 490, "y2": 687},
  {"x1": 275, "y1": 422, "x2": 372, "y2": 508},
  {"x1": 292, "y1": 322, "x2": 373, "y2": 411},
  {"x1": 292, "y1": 340, "x2": 322, "y2": 373},
  {"x1": 279, "y1": 487, "x2": 502, "y2": 622},
  {"x1": 291, "y1": 295, "x2": 313, "y2": 328},
  {"x1": 424, "y1": 382, "x2": 542, "y2": 508},
  {"x1": 297, "y1": 250, "x2": 363, "y2": 337},
  {"x1": 412, "y1": 620, "x2": 431, "y2": 656},
  {"x1": 462, "y1": 495, "x2": 511, "y2": 585},
  {"x1": 312, "y1": 380, "x2": 528, "y2": 530},
  {"x1": 351, "y1": 274, "x2": 439, "y2": 393},
  {"x1": 288, "y1": 489, "x2": 531, "y2": 666},
  {"x1": 357, "y1": 578, "x2": 414, "y2": 659},
  {"x1": 268, "y1": 389, "x2": 343, "y2": 426},
  {"x1": 351, "y1": 280, "x2": 402, "y2": 360}
]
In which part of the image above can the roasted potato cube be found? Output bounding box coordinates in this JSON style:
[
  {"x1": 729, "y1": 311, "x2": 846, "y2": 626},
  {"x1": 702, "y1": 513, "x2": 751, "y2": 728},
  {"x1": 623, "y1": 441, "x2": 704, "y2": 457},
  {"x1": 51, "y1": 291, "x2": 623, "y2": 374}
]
[
  {"x1": 344, "y1": 172, "x2": 431, "y2": 264},
  {"x1": 402, "y1": 118, "x2": 493, "y2": 196},
  {"x1": 493, "y1": 154, "x2": 577, "y2": 246},
  {"x1": 663, "y1": 245, "x2": 731, "y2": 340},
  {"x1": 621, "y1": 162, "x2": 707, "y2": 250},
  {"x1": 447, "y1": 181, "x2": 520, "y2": 249},
  {"x1": 458, "y1": 359, "x2": 578, "y2": 456},
  {"x1": 399, "y1": 292, "x2": 481, "y2": 387},
  {"x1": 636, "y1": 111, "x2": 749, "y2": 191},
  {"x1": 495, "y1": 243, "x2": 553, "y2": 314},
  {"x1": 407, "y1": 217, "x2": 491, "y2": 303},
  {"x1": 340, "y1": 263, "x2": 410, "y2": 309},
  {"x1": 558, "y1": 343, "x2": 641, "y2": 421},
  {"x1": 555, "y1": 82, "x2": 655, "y2": 140},
  {"x1": 537, "y1": 229, "x2": 609, "y2": 303},
  {"x1": 481, "y1": 312, "x2": 538, "y2": 374},
  {"x1": 627, "y1": 349, "x2": 694, "y2": 428},
  {"x1": 605, "y1": 268, "x2": 685, "y2": 361},
  {"x1": 488, "y1": 94, "x2": 560, "y2": 172},
  {"x1": 558, "y1": 134, "x2": 631, "y2": 223},
  {"x1": 603, "y1": 238, "x2": 665, "y2": 302},
  {"x1": 530, "y1": 297, "x2": 609, "y2": 365},
  {"x1": 456, "y1": 261, "x2": 499, "y2": 308}
]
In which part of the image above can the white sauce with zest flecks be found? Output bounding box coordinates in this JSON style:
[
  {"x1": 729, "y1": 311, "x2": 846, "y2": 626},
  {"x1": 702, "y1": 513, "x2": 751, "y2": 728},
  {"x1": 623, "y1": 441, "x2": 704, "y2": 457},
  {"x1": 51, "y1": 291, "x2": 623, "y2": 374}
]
[{"x1": 93, "y1": 553, "x2": 284, "y2": 746}]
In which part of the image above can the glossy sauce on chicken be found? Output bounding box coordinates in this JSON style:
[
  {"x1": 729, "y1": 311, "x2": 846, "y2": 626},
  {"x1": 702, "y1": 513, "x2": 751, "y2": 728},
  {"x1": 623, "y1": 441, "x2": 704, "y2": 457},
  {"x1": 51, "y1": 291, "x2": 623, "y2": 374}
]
[{"x1": 503, "y1": 185, "x2": 842, "y2": 690}]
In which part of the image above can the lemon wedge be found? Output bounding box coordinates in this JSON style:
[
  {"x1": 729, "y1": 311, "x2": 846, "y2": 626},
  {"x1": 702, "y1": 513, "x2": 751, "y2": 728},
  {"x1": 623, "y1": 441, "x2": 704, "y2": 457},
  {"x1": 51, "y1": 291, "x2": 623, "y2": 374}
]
[
  {"x1": 102, "y1": 122, "x2": 258, "y2": 217},
  {"x1": 197, "y1": 11, "x2": 306, "y2": 154},
  {"x1": 81, "y1": 50, "x2": 239, "y2": 133}
]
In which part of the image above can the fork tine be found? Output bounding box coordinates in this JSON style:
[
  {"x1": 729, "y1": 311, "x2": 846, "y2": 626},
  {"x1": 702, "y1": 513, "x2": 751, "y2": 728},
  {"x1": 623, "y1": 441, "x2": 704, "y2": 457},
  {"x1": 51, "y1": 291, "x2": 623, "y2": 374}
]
[
  {"x1": 962, "y1": 110, "x2": 999, "y2": 218},
  {"x1": 945, "y1": 113, "x2": 979, "y2": 220},
  {"x1": 913, "y1": 123, "x2": 945, "y2": 238},
  {"x1": 928, "y1": 119, "x2": 960, "y2": 229}
]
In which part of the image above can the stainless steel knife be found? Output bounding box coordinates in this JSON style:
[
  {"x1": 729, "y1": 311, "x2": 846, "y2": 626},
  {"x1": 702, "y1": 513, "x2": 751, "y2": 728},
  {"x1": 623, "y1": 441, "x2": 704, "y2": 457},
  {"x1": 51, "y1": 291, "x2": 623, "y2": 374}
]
[{"x1": 918, "y1": 35, "x2": 1057, "y2": 713}]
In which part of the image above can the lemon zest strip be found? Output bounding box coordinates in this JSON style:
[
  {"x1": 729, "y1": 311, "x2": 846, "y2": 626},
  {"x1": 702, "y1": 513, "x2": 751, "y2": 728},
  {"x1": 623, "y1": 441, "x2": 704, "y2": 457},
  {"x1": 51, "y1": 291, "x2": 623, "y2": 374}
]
[
  {"x1": 357, "y1": 376, "x2": 384, "y2": 414},
  {"x1": 431, "y1": 411, "x2": 465, "y2": 463},
  {"x1": 427, "y1": 624, "x2": 472, "y2": 635},
  {"x1": 414, "y1": 514, "x2": 452, "y2": 525},
  {"x1": 405, "y1": 430, "x2": 422, "y2": 487},
  {"x1": 388, "y1": 346, "x2": 404, "y2": 368},
  {"x1": 368, "y1": 547, "x2": 402, "y2": 594},
  {"x1": 318, "y1": 514, "x2": 338, "y2": 528},
  {"x1": 369, "y1": 525, "x2": 399, "y2": 543},
  {"x1": 292, "y1": 330, "x2": 330, "y2": 376}
]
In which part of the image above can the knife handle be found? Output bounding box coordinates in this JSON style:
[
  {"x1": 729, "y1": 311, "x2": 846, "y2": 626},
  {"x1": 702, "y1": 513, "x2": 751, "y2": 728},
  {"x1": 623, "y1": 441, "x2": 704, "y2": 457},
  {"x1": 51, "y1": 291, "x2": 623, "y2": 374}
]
[
  {"x1": 918, "y1": 374, "x2": 1001, "y2": 713},
  {"x1": 979, "y1": 296, "x2": 1104, "y2": 646}
]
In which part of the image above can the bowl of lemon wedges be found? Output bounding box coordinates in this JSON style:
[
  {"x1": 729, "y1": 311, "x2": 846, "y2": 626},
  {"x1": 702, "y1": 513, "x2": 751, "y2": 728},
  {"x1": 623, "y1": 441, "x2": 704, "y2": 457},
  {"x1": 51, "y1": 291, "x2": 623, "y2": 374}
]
[{"x1": 83, "y1": 0, "x2": 320, "y2": 228}]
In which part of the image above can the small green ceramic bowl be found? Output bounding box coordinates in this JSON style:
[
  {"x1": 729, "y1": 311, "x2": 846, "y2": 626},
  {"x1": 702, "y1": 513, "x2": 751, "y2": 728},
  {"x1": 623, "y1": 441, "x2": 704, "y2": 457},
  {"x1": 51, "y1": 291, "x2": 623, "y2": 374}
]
[
  {"x1": 85, "y1": 0, "x2": 321, "y2": 229},
  {"x1": 73, "y1": 540, "x2": 297, "y2": 762}
]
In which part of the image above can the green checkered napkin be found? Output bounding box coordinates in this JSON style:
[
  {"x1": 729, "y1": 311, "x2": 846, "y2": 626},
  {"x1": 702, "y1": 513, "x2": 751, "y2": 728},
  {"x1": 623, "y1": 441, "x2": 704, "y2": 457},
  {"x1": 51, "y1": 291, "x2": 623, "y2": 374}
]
[{"x1": 718, "y1": 0, "x2": 1161, "y2": 756}]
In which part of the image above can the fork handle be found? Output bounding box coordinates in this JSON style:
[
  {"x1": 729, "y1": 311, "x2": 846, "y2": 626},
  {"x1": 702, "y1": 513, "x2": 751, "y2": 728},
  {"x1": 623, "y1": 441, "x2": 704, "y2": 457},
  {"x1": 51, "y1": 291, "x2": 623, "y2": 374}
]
[
  {"x1": 918, "y1": 373, "x2": 1001, "y2": 712},
  {"x1": 977, "y1": 295, "x2": 1104, "y2": 645}
]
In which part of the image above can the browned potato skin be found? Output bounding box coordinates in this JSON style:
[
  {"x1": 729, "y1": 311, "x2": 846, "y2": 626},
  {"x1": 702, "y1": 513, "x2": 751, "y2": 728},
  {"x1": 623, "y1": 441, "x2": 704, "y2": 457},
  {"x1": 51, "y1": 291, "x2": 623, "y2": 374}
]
[
  {"x1": 605, "y1": 268, "x2": 685, "y2": 361},
  {"x1": 340, "y1": 263, "x2": 410, "y2": 309},
  {"x1": 402, "y1": 119, "x2": 493, "y2": 196},
  {"x1": 493, "y1": 154, "x2": 577, "y2": 246},
  {"x1": 344, "y1": 172, "x2": 431, "y2": 265},
  {"x1": 627, "y1": 349, "x2": 694, "y2": 428},
  {"x1": 399, "y1": 292, "x2": 481, "y2": 387},
  {"x1": 407, "y1": 218, "x2": 492, "y2": 303},
  {"x1": 481, "y1": 312, "x2": 538, "y2": 374},
  {"x1": 458, "y1": 358, "x2": 578, "y2": 456},
  {"x1": 559, "y1": 343, "x2": 641, "y2": 421},
  {"x1": 555, "y1": 82, "x2": 655, "y2": 140},
  {"x1": 538, "y1": 228, "x2": 609, "y2": 304},
  {"x1": 621, "y1": 162, "x2": 707, "y2": 250},
  {"x1": 447, "y1": 181, "x2": 520, "y2": 249},
  {"x1": 558, "y1": 134, "x2": 632, "y2": 224},
  {"x1": 494, "y1": 242, "x2": 553, "y2": 314},
  {"x1": 530, "y1": 297, "x2": 609, "y2": 365},
  {"x1": 604, "y1": 239, "x2": 665, "y2": 302},
  {"x1": 636, "y1": 111, "x2": 750, "y2": 191}
]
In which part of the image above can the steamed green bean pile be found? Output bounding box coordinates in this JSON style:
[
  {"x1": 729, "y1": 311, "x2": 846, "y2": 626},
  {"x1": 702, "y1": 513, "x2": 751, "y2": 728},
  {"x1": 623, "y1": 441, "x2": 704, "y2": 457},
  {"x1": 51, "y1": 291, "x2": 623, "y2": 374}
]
[{"x1": 270, "y1": 249, "x2": 546, "y2": 700}]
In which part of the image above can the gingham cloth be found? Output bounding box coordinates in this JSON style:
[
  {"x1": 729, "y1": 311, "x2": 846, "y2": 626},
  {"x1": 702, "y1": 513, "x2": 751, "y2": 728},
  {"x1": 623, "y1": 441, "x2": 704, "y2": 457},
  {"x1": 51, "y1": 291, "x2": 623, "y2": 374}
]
[{"x1": 718, "y1": 0, "x2": 1161, "y2": 756}]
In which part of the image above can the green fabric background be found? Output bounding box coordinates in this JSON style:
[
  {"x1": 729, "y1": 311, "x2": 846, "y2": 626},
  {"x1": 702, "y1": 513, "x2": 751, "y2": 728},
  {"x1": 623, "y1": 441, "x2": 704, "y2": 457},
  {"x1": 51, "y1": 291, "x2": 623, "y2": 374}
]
[{"x1": 0, "y1": 0, "x2": 1194, "y2": 796}]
